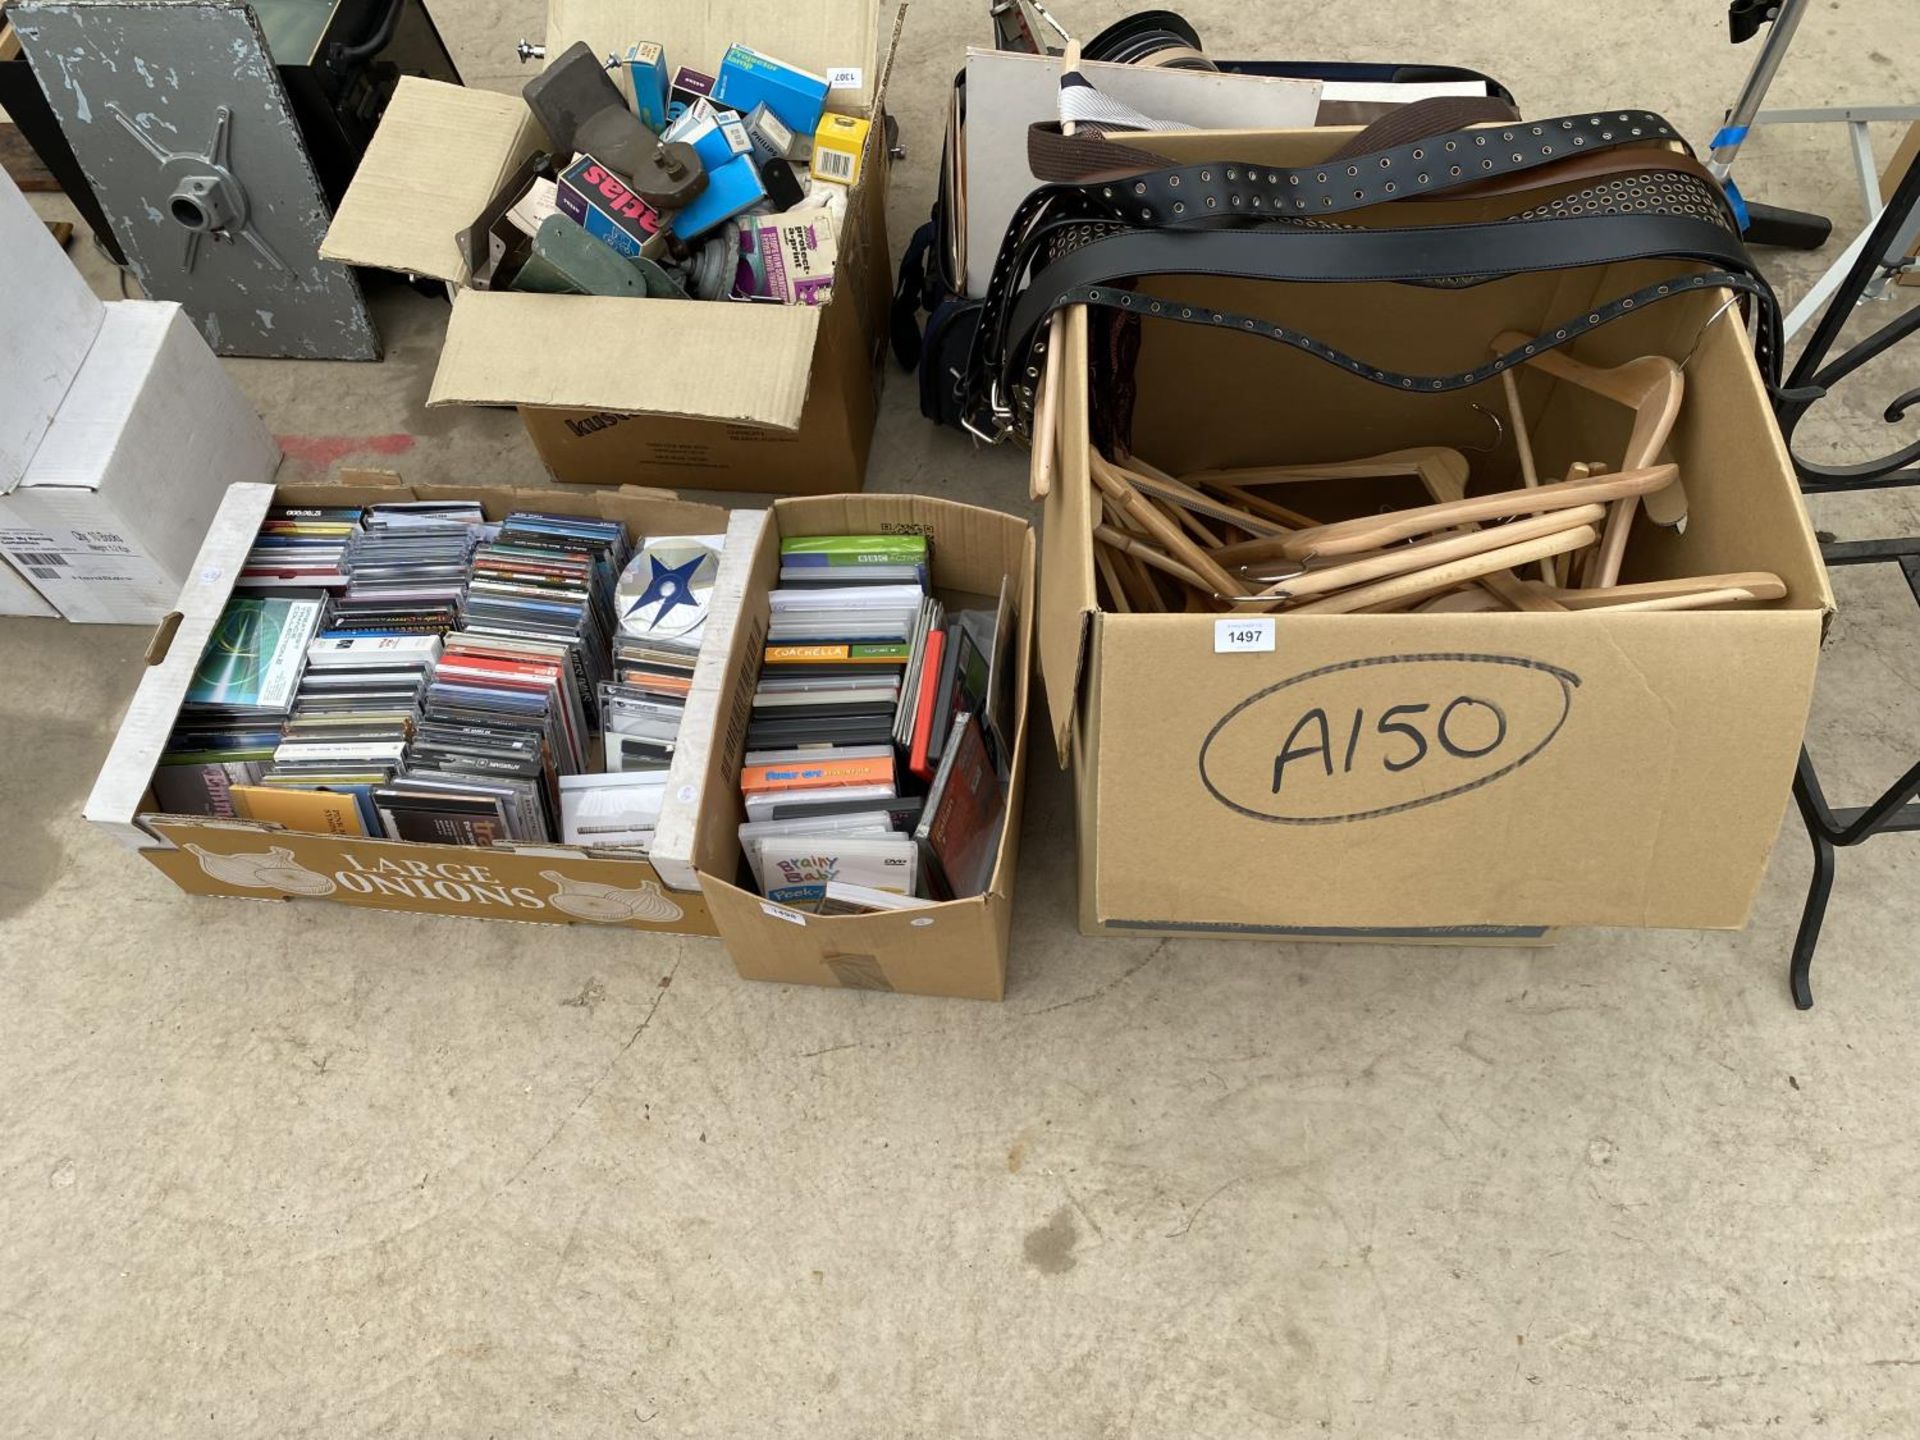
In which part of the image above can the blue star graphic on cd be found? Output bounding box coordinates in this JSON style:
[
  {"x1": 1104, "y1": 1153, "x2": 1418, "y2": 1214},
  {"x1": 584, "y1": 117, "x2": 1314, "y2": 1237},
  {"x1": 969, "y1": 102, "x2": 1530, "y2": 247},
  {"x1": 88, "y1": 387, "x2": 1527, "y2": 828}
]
[{"x1": 629, "y1": 552, "x2": 705, "y2": 630}]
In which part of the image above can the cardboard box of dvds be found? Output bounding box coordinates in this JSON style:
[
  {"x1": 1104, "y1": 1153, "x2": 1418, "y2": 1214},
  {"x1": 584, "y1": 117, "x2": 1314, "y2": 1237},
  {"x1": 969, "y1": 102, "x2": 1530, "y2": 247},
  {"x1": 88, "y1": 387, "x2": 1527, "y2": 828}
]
[
  {"x1": 320, "y1": 1, "x2": 895, "y2": 496},
  {"x1": 1035, "y1": 126, "x2": 1832, "y2": 942},
  {"x1": 688, "y1": 495, "x2": 1036, "y2": 1001},
  {"x1": 84, "y1": 473, "x2": 751, "y2": 938}
]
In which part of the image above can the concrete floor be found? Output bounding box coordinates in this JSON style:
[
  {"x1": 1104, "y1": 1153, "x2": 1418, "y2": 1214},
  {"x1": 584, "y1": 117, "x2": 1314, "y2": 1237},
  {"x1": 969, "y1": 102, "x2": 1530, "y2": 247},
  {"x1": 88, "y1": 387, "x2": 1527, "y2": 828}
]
[{"x1": 6, "y1": 0, "x2": 1920, "y2": 1434}]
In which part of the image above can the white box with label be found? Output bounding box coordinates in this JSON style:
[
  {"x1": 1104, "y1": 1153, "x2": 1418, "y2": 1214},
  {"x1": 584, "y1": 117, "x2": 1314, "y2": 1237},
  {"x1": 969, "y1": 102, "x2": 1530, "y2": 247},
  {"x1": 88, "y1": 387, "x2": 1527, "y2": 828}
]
[
  {"x1": 0, "y1": 301, "x2": 281, "y2": 625},
  {"x1": 0, "y1": 553, "x2": 59, "y2": 618},
  {"x1": 0, "y1": 168, "x2": 104, "y2": 489}
]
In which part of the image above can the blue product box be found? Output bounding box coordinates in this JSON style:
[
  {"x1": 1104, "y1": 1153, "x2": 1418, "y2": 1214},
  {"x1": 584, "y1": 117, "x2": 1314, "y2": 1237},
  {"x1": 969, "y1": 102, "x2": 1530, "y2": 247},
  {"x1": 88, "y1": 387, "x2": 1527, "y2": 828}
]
[
  {"x1": 680, "y1": 111, "x2": 752, "y2": 172},
  {"x1": 712, "y1": 44, "x2": 829, "y2": 136},
  {"x1": 669, "y1": 153, "x2": 767, "y2": 240},
  {"x1": 625, "y1": 43, "x2": 670, "y2": 132}
]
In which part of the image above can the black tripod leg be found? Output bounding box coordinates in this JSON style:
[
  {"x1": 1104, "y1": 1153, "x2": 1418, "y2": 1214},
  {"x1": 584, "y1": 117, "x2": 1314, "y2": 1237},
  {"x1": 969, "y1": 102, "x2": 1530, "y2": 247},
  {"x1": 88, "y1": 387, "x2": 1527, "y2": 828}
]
[{"x1": 1744, "y1": 201, "x2": 1835, "y2": 252}]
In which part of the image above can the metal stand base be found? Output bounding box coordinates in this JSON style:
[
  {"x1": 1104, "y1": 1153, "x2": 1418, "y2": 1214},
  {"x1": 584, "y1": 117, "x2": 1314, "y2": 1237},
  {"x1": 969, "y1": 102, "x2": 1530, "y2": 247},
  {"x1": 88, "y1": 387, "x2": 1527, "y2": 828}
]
[
  {"x1": 1707, "y1": 1, "x2": 1920, "y2": 323},
  {"x1": 1773, "y1": 138, "x2": 1920, "y2": 1009}
]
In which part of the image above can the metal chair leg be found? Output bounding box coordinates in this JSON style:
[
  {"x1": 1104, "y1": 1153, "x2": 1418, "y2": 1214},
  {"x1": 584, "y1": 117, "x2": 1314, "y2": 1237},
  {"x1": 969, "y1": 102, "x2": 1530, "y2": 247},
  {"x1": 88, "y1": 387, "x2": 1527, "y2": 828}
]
[
  {"x1": 1789, "y1": 799, "x2": 1836, "y2": 1011},
  {"x1": 1785, "y1": 743, "x2": 1920, "y2": 1008}
]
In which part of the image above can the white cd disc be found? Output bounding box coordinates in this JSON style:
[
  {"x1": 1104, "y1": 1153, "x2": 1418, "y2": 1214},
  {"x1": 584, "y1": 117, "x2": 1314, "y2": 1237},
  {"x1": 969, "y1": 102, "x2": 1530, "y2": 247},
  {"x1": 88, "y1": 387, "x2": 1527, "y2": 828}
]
[{"x1": 617, "y1": 538, "x2": 718, "y2": 640}]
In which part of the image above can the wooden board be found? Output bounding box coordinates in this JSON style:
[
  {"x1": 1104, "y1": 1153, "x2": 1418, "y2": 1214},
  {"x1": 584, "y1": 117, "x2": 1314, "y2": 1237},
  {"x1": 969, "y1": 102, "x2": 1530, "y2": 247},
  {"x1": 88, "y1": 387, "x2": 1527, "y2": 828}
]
[{"x1": 0, "y1": 123, "x2": 61, "y2": 192}]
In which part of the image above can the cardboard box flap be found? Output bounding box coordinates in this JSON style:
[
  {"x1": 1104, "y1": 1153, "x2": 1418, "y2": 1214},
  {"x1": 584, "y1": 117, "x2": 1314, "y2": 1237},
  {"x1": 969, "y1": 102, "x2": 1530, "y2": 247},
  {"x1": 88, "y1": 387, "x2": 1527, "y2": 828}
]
[
  {"x1": 1037, "y1": 309, "x2": 1096, "y2": 767},
  {"x1": 430, "y1": 291, "x2": 818, "y2": 428},
  {"x1": 320, "y1": 78, "x2": 544, "y2": 284},
  {"x1": 654, "y1": 506, "x2": 770, "y2": 892},
  {"x1": 83, "y1": 482, "x2": 277, "y2": 848},
  {"x1": 547, "y1": 0, "x2": 884, "y2": 115}
]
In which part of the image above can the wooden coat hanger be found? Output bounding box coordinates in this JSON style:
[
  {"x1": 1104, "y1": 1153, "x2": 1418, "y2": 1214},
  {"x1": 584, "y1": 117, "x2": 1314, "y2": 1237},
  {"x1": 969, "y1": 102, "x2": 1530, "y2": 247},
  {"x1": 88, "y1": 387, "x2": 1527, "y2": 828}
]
[
  {"x1": 1412, "y1": 587, "x2": 1507, "y2": 613},
  {"x1": 1105, "y1": 455, "x2": 1291, "y2": 537},
  {"x1": 1184, "y1": 445, "x2": 1471, "y2": 503},
  {"x1": 1494, "y1": 330, "x2": 1686, "y2": 588},
  {"x1": 1089, "y1": 451, "x2": 1259, "y2": 604},
  {"x1": 1248, "y1": 505, "x2": 1607, "y2": 602},
  {"x1": 1535, "y1": 571, "x2": 1787, "y2": 610},
  {"x1": 1229, "y1": 463, "x2": 1678, "y2": 564},
  {"x1": 1287, "y1": 523, "x2": 1600, "y2": 615}
]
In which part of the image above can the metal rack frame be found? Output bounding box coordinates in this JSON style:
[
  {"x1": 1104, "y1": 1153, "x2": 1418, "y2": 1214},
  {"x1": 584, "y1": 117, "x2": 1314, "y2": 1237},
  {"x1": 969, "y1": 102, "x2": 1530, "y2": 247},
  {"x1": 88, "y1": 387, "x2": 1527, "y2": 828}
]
[{"x1": 1772, "y1": 143, "x2": 1920, "y2": 1008}]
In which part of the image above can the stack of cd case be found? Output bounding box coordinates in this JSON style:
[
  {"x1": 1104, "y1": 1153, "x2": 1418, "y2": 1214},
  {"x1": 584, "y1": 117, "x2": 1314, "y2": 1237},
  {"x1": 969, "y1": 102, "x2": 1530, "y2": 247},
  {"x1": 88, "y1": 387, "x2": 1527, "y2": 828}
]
[
  {"x1": 460, "y1": 513, "x2": 628, "y2": 725},
  {"x1": 155, "y1": 590, "x2": 330, "y2": 815},
  {"x1": 603, "y1": 532, "x2": 725, "y2": 774},
  {"x1": 730, "y1": 533, "x2": 1013, "y2": 910},
  {"x1": 328, "y1": 501, "x2": 489, "y2": 634},
  {"x1": 369, "y1": 512, "x2": 628, "y2": 846},
  {"x1": 149, "y1": 503, "x2": 743, "y2": 855},
  {"x1": 234, "y1": 507, "x2": 361, "y2": 592},
  {"x1": 229, "y1": 631, "x2": 443, "y2": 834}
]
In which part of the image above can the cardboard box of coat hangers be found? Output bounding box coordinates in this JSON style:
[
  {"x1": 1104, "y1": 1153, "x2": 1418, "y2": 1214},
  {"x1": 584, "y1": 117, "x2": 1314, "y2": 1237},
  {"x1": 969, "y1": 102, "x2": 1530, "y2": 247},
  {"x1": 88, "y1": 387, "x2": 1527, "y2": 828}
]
[
  {"x1": 1038, "y1": 125, "x2": 1833, "y2": 942},
  {"x1": 320, "y1": 0, "x2": 894, "y2": 497}
]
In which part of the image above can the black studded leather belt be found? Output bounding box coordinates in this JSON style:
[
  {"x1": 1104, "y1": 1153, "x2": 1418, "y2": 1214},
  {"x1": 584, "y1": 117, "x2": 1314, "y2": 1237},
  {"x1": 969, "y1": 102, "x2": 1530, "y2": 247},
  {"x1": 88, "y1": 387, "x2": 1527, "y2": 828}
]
[{"x1": 964, "y1": 106, "x2": 1781, "y2": 442}]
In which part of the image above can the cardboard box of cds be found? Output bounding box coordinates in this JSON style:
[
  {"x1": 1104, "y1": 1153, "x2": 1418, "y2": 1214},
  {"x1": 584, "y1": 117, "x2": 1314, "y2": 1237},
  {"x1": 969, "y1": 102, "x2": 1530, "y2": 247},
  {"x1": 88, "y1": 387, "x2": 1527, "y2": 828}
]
[
  {"x1": 686, "y1": 495, "x2": 1035, "y2": 1001},
  {"x1": 319, "y1": 0, "x2": 895, "y2": 496},
  {"x1": 85, "y1": 473, "x2": 750, "y2": 936}
]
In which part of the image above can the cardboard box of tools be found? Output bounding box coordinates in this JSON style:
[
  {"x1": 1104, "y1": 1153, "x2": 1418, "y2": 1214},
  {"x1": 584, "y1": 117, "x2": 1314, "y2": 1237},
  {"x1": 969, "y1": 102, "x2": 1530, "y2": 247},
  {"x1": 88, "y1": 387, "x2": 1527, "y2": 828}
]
[
  {"x1": 84, "y1": 474, "x2": 752, "y2": 937},
  {"x1": 1038, "y1": 129, "x2": 1833, "y2": 941},
  {"x1": 320, "y1": 2, "x2": 894, "y2": 496},
  {"x1": 688, "y1": 495, "x2": 1035, "y2": 1001}
]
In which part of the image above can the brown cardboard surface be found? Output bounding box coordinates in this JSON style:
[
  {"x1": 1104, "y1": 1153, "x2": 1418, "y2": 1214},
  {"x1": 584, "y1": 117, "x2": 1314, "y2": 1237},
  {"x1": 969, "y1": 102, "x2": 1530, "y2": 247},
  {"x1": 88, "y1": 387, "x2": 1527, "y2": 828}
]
[
  {"x1": 514, "y1": 223, "x2": 881, "y2": 493},
  {"x1": 1035, "y1": 223, "x2": 1829, "y2": 937},
  {"x1": 319, "y1": 79, "x2": 542, "y2": 284},
  {"x1": 430, "y1": 293, "x2": 819, "y2": 426},
  {"x1": 143, "y1": 820, "x2": 715, "y2": 934},
  {"x1": 546, "y1": 0, "x2": 882, "y2": 117},
  {"x1": 86, "y1": 478, "x2": 735, "y2": 938},
  {"x1": 1038, "y1": 304, "x2": 1094, "y2": 765},
  {"x1": 693, "y1": 494, "x2": 1036, "y2": 1000},
  {"x1": 1090, "y1": 610, "x2": 1817, "y2": 931},
  {"x1": 521, "y1": 399, "x2": 864, "y2": 496}
]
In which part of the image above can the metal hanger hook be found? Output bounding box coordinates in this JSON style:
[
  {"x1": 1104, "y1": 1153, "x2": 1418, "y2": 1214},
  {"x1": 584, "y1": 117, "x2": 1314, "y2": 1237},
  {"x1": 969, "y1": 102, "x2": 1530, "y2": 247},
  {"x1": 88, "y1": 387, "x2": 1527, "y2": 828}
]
[
  {"x1": 1462, "y1": 403, "x2": 1505, "y2": 454},
  {"x1": 1679, "y1": 293, "x2": 1746, "y2": 373}
]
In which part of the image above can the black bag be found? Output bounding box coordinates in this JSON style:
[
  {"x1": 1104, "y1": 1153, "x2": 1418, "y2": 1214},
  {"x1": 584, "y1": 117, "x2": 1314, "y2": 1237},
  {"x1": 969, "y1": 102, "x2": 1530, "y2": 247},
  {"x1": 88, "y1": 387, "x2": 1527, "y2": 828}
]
[{"x1": 890, "y1": 60, "x2": 1520, "y2": 431}]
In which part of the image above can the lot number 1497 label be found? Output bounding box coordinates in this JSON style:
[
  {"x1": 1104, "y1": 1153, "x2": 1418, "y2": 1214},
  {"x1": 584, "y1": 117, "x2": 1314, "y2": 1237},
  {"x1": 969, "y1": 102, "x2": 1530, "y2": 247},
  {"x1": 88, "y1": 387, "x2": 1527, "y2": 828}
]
[{"x1": 1214, "y1": 618, "x2": 1276, "y2": 654}]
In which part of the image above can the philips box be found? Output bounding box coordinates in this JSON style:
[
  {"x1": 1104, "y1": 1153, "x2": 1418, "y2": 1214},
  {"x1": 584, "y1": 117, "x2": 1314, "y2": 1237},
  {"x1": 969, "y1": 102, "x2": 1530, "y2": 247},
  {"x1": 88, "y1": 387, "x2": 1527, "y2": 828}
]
[{"x1": 677, "y1": 110, "x2": 752, "y2": 172}]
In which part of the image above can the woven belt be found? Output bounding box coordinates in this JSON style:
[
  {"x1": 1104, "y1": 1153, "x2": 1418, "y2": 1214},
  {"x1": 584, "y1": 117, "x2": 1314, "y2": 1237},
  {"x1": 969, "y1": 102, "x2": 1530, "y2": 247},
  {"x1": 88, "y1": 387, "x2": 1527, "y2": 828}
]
[{"x1": 964, "y1": 107, "x2": 1781, "y2": 442}]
